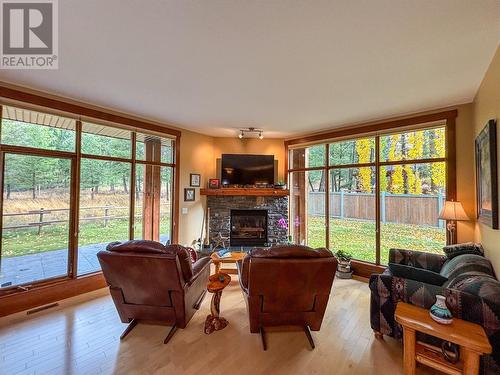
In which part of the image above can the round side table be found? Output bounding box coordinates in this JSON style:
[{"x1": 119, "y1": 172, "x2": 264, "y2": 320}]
[{"x1": 204, "y1": 272, "x2": 231, "y2": 334}]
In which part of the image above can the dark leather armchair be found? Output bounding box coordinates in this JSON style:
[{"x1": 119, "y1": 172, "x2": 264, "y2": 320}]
[
  {"x1": 97, "y1": 240, "x2": 211, "y2": 344},
  {"x1": 236, "y1": 245, "x2": 337, "y2": 350}
]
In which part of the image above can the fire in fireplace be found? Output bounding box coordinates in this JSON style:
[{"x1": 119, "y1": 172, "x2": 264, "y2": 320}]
[{"x1": 230, "y1": 209, "x2": 268, "y2": 246}]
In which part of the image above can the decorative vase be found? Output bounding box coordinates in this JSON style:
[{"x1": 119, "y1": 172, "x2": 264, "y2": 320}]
[{"x1": 430, "y1": 295, "x2": 453, "y2": 325}]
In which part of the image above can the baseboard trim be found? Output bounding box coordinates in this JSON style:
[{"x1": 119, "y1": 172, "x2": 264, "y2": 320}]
[
  {"x1": 0, "y1": 273, "x2": 106, "y2": 317},
  {"x1": 351, "y1": 260, "x2": 385, "y2": 279}
]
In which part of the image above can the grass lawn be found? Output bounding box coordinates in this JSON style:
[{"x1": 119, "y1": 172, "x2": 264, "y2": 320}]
[
  {"x1": 2, "y1": 218, "x2": 171, "y2": 257},
  {"x1": 307, "y1": 216, "x2": 446, "y2": 264}
]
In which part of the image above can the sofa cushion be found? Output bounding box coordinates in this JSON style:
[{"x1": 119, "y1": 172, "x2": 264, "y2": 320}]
[
  {"x1": 250, "y1": 244, "x2": 333, "y2": 258},
  {"x1": 440, "y1": 254, "x2": 495, "y2": 282},
  {"x1": 389, "y1": 263, "x2": 448, "y2": 286},
  {"x1": 443, "y1": 242, "x2": 484, "y2": 259},
  {"x1": 446, "y1": 273, "x2": 500, "y2": 305},
  {"x1": 389, "y1": 248, "x2": 447, "y2": 273}
]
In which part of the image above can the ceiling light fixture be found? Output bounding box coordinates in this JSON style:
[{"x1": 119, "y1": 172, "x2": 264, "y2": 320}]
[{"x1": 238, "y1": 127, "x2": 264, "y2": 140}]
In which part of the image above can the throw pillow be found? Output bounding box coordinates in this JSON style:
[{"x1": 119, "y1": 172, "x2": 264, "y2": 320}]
[
  {"x1": 389, "y1": 263, "x2": 448, "y2": 286},
  {"x1": 443, "y1": 242, "x2": 484, "y2": 259}
]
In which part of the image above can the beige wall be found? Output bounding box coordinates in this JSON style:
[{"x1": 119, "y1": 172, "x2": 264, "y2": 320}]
[
  {"x1": 212, "y1": 138, "x2": 286, "y2": 181},
  {"x1": 177, "y1": 130, "x2": 215, "y2": 246},
  {"x1": 177, "y1": 134, "x2": 285, "y2": 245},
  {"x1": 473, "y1": 46, "x2": 500, "y2": 273},
  {"x1": 455, "y1": 103, "x2": 475, "y2": 243}
]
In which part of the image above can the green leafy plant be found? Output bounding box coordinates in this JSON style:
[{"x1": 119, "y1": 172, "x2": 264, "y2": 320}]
[{"x1": 335, "y1": 249, "x2": 353, "y2": 263}]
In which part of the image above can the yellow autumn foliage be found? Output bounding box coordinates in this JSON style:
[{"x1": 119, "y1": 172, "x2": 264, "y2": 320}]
[
  {"x1": 432, "y1": 129, "x2": 446, "y2": 189},
  {"x1": 391, "y1": 165, "x2": 404, "y2": 194},
  {"x1": 356, "y1": 139, "x2": 372, "y2": 192}
]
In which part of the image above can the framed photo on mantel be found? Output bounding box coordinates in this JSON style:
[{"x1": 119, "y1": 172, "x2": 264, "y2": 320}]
[{"x1": 475, "y1": 119, "x2": 498, "y2": 229}]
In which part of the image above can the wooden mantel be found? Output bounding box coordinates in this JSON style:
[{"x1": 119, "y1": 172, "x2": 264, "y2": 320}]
[{"x1": 200, "y1": 188, "x2": 289, "y2": 197}]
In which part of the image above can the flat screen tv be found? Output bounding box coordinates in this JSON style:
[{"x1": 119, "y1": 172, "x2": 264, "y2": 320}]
[{"x1": 221, "y1": 154, "x2": 274, "y2": 186}]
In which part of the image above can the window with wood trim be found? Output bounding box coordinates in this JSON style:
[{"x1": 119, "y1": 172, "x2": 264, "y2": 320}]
[
  {"x1": 287, "y1": 123, "x2": 450, "y2": 266},
  {"x1": 0, "y1": 104, "x2": 177, "y2": 288}
]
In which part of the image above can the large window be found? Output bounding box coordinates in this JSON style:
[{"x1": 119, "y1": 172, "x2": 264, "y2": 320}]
[
  {"x1": 288, "y1": 123, "x2": 449, "y2": 266},
  {"x1": 78, "y1": 159, "x2": 131, "y2": 275},
  {"x1": 0, "y1": 104, "x2": 177, "y2": 289},
  {"x1": 1, "y1": 154, "x2": 72, "y2": 287}
]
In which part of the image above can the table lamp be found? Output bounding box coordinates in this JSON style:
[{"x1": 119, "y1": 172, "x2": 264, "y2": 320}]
[{"x1": 438, "y1": 201, "x2": 470, "y2": 244}]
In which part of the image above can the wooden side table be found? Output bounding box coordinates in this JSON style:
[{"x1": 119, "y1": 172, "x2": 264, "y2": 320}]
[
  {"x1": 204, "y1": 273, "x2": 231, "y2": 334},
  {"x1": 210, "y1": 252, "x2": 246, "y2": 274},
  {"x1": 395, "y1": 302, "x2": 492, "y2": 375}
]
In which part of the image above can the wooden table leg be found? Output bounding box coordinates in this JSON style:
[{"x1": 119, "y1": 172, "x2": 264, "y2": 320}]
[
  {"x1": 211, "y1": 290, "x2": 221, "y2": 317},
  {"x1": 463, "y1": 349, "x2": 480, "y2": 375},
  {"x1": 204, "y1": 290, "x2": 228, "y2": 334},
  {"x1": 403, "y1": 327, "x2": 416, "y2": 375}
]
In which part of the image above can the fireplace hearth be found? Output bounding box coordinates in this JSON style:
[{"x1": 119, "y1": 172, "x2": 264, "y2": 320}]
[{"x1": 230, "y1": 210, "x2": 268, "y2": 246}]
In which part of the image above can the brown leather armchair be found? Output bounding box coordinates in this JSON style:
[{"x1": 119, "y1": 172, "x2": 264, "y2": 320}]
[
  {"x1": 97, "y1": 240, "x2": 211, "y2": 344},
  {"x1": 237, "y1": 245, "x2": 337, "y2": 350}
]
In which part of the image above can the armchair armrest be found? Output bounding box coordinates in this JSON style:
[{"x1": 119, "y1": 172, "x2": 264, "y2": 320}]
[
  {"x1": 370, "y1": 270, "x2": 444, "y2": 309},
  {"x1": 236, "y1": 258, "x2": 249, "y2": 294},
  {"x1": 389, "y1": 248, "x2": 447, "y2": 273},
  {"x1": 187, "y1": 256, "x2": 211, "y2": 286}
]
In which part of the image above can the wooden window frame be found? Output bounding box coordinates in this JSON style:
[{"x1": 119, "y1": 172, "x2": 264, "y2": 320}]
[
  {"x1": 285, "y1": 110, "x2": 457, "y2": 277},
  {"x1": 0, "y1": 85, "x2": 181, "y2": 316}
]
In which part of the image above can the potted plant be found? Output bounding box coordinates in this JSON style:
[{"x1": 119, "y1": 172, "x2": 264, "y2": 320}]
[{"x1": 335, "y1": 250, "x2": 353, "y2": 279}]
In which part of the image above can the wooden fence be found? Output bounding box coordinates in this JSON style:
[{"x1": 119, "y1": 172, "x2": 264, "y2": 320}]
[
  {"x1": 308, "y1": 191, "x2": 445, "y2": 227},
  {"x1": 2, "y1": 204, "x2": 171, "y2": 233}
]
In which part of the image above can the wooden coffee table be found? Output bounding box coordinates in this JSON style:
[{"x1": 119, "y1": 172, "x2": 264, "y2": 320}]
[
  {"x1": 395, "y1": 302, "x2": 491, "y2": 375},
  {"x1": 210, "y1": 251, "x2": 247, "y2": 274},
  {"x1": 204, "y1": 273, "x2": 231, "y2": 334}
]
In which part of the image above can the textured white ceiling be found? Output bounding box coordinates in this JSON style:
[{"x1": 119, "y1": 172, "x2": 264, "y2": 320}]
[{"x1": 1, "y1": 0, "x2": 499, "y2": 138}]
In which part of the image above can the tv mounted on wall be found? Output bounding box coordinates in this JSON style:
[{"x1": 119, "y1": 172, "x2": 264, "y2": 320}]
[{"x1": 221, "y1": 154, "x2": 274, "y2": 186}]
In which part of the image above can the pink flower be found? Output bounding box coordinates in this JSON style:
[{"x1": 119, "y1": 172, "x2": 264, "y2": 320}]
[{"x1": 278, "y1": 218, "x2": 288, "y2": 230}]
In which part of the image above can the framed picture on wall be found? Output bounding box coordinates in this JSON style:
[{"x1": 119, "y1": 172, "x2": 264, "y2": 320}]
[
  {"x1": 190, "y1": 173, "x2": 201, "y2": 187},
  {"x1": 184, "y1": 188, "x2": 195, "y2": 202},
  {"x1": 475, "y1": 119, "x2": 498, "y2": 229}
]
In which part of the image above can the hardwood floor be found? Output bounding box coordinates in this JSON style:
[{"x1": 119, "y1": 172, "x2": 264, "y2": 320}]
[{"x1": 0, "y1": 272, "x2": 434, "y2": 375}]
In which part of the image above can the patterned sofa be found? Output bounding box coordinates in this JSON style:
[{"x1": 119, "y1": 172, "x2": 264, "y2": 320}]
[{"x1": 369, "y1": 248, "x2": 500, "y2": 375}]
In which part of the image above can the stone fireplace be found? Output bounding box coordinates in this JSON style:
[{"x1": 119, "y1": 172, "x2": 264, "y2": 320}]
[
  {"x1": 230, "y1": 209, "x2": 268, "y2": 246},
  {"x1": 207, "y1": 195, "x2": 288, "y2": 247}
]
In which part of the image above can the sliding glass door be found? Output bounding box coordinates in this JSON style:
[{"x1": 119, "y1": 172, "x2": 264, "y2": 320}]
[
  {"x1": 1, "y1": 153, "x2": 73, "y2": 287},
  {"x1": 78, "y1": 159, "x2": 131, "y2": 275}
]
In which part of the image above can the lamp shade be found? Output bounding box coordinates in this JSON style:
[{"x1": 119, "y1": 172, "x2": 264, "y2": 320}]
[{"x1": 438, "y1": 201, "x2": 470, "y2": 221}]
